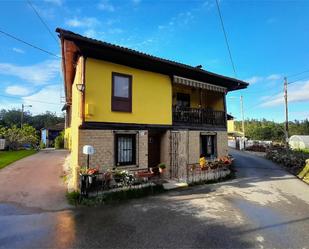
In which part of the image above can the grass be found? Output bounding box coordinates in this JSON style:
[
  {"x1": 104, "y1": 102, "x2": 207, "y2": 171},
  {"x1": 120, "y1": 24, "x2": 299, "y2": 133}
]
[
  {"x1": 67, "y1": 185, "x2": 166, "y2": 206},
  {"x1": 0, "y1": 150, "x2": 37, "y2": 170}
]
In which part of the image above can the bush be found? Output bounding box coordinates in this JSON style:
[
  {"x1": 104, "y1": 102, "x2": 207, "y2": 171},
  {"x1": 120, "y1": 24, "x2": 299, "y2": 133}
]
[
  {"x1": 266, "y1": 146, "x2": 309, "y2": 175},
  {"x1": 40, "y1": 140, "x2": 46, "y2": 149},
  {"x1": 55, "y1": 131, "x2": 64, "y2": 149},
  {"x1": 3, "y1": 125, "x2": 38, "y2": 150},
  {"x1": 66, "y1": 191, "x2": 80, "y2": 206}
]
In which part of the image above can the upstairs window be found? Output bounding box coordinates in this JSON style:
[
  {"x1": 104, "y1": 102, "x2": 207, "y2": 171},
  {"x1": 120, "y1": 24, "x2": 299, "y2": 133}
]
[
  {"x1": 176, "y1": 93, "x2": 190, "y2": 108},
  {"x1": 112, "y1": 72, "x2": 132, "y2": 112}
]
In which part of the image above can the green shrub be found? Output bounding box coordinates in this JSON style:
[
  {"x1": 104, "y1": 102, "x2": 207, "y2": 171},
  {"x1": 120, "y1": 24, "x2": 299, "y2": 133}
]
[
  {"x1": 55, "y1": 131, "x2": 64, "y2": 149},
  {"x1": 66, "y1": 191, "x2": 80, "y2": 206},
  {"x1": 40, "y1": 140, "x2": 46, "y2": 149}
]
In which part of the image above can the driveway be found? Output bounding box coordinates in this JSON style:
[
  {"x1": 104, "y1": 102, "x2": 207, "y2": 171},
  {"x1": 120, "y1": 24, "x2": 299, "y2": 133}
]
[
  {"x1": 0, "y1": 149, "x2": 70, "y2": 211},
  {"x1": 1, "y1": 149, "x2": 309, "y2": 248}
]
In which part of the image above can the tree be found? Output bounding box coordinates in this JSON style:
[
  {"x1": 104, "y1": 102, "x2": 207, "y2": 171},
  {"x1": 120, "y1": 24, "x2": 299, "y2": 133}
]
[
  {"x1": 3, "y1": 125, "x2": 38, "y2": 150},
  {"x1": 0, "y1": 109, "x2": 64, "y2": 130}
]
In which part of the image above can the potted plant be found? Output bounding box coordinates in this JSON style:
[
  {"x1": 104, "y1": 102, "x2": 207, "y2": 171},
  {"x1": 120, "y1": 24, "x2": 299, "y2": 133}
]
[{"x1": 158, "y1": 163, "x2": 166, "y2": 174}]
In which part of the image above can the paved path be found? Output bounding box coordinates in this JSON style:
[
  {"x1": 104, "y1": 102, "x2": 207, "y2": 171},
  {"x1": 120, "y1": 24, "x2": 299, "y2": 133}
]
[
  {"x1": 0, "y1": 149, "x2": 70, "y2": 211},
  {"x1": 1, "y1": 149, "x2": 309, "y2": 248}
]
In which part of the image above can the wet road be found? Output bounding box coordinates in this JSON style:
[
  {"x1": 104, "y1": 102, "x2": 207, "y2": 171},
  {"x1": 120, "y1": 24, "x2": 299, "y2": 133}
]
[{"x1": 1, "y1": 149, "x2": 309, "y2": 248}]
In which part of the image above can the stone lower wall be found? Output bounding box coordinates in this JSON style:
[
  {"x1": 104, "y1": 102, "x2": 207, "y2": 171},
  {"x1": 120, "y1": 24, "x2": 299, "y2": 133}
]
[
  {"x1": 160, "y1": 129, "x2": 228, "y2": 182},
  {"x1": 78, "y1": 129, "x2": 148, "y2": 170}
]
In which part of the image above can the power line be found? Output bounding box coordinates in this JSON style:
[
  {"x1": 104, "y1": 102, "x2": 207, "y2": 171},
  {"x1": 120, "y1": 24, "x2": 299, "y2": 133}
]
[
  {"x1": 288, "y1": 75, "x2": 309, "y2": 85},
  {"x1": 215, "y1": 0, "x2": 237, "y2": 77},
  {"x1": 26, "y1": 0, "x2": 59, "y2": 46},
  {"x1": 286, "y1": 69, "x2": 309, "y2": 79},
  {"x1": 0, "y1": 29, "x2": 61, "y2": 58},
  {"x1": 0, "y1": 94, "x2": 61, "y2": 106}
]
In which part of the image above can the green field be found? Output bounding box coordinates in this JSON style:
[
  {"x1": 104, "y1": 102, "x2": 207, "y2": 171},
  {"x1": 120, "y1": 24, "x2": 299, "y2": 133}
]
[{"x1": 0, "y1": 150, "x2": 37, "y2": 169}]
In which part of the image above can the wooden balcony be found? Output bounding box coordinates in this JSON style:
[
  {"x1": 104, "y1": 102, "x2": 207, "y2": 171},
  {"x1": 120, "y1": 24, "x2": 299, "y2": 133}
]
[{"x1": 172, "y1": 106, "x2": 226, "y2": 127}]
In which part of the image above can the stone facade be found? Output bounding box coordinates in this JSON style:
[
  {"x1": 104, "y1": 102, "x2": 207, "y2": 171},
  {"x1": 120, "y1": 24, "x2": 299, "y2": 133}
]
[
  {"x1": 73, "y1": 128, "x2": 227, "y2": 187},
  {"x1": 160, "y1": 129, "x2": 228, "y2": 182},
  {"x1": 78, "y1": 129, "x2": 148, "y2": 171}
]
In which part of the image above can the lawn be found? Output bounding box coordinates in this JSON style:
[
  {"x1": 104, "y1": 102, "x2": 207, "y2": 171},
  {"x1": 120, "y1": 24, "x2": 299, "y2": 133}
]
[{"x1": 0, "y1": 150, "x2": 37, "y2": 169}]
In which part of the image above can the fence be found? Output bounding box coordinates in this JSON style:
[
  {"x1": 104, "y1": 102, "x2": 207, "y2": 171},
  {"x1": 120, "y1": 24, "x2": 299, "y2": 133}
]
[
  {"x1": 0, "y1": 139, "x2": 5, "y2": 150},
  {"x1": 186, "y1": 163, "x2": 231, "y2": 184}
]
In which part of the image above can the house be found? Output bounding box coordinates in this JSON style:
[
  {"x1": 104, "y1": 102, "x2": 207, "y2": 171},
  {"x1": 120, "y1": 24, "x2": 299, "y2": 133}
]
[
  {"x1": 56, "y1": 28, "x2": 248, "y2": 189},
  {"x1": 227, "y1": 115, "x2": 244, "y2": 149},
  {"x1": 41, "y1": 123, "x2": 64, "y2": 147}
]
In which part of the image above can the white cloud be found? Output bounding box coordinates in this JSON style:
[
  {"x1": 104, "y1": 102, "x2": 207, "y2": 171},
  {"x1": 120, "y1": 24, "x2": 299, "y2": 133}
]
[
  {"x1": 22, "y1": 85, "x2": 63, "y2": 115},
  {"x1": 203, "y1": 1, "x2": 215, "y2": 10},
  {"x1": 98, "y1": 0, "x2": 115, "y2": 12},
  {"x1": 244, "y1": 76, "x2": 263, "y2": 84},
  {"x1": 44, "y1": 0, "x2": 63, "y2": 6},
  {"x1": 0, "y1": 60, "x2": 60, "y2": 85},
  {"x1": 66, "y1": 17, "x2": 100, "y2": 28},
  {"x1": 12, "y1": 48, "x2": 25, "y2": 54},
  {"x1": 244, "y1": 74, "x2": 282, "y2": 85},
  {"x1": 5, "y1": 85, "x2": 31, "y2": 96},
  {"x1": 266, "y1": 74, "x2": 282, "y2": 81},
  {"x1": 261, "y1": 80, "x2": 309, "y2": 107}
]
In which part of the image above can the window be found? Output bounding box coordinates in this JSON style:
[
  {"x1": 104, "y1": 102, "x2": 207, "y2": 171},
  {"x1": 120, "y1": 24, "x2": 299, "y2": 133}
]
[
  {"x1": 115, "y1": 134, "x2": 136, "y2": 166},
  {"x1": 201, "y1": 134, "x2": 217, "y2": 159},
  {"x1": 112, "y1": 72, "x2": 132, "y2": 112},
  {"x1": 176, "y1": 93, "x2": 190, "y2": 107}
]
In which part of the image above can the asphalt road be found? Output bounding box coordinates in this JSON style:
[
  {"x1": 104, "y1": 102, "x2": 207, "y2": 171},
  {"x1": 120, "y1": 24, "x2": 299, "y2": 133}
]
[{"x1": 1, "y1": 149, "x2": 309, "y2": 249}]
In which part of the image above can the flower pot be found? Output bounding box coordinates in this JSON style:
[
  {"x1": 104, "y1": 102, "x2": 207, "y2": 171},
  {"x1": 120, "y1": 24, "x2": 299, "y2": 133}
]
[
  {"x1": 88, "y1": 176, "x2": 93, "y2": 184},
  {"x1": 159, "y1": 168, "x2": 165, "y2": 174}
]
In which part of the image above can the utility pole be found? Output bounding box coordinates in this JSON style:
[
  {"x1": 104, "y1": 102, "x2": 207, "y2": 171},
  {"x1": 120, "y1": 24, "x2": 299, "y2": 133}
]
[
  {"x1": 240, "y1": 95, "x2": 245, "y2": 150},
  {"x1": 21, "y1": 104, "x2": 24, "y2": 128},
  {"x1": 21, "y1": 104, "x2": 32, "y2": 128},
  {"x1": 284, "y1": 77, "x2": 289, "y2": 148}
]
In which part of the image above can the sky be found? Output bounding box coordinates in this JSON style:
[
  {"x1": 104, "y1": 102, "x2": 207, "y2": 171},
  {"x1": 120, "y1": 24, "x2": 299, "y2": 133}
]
[{"x1": 0, "y1": 0, "x2": 309, "y2": 122}]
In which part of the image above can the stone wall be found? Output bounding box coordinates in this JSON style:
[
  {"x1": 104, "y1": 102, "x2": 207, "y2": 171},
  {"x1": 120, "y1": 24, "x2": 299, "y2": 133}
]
[
  {"x1": 164, "y1": 129, "x2": 228, "y2": 182},
  {"x1": 78, "y1": 129, "x2": 148, "y2": 170}
]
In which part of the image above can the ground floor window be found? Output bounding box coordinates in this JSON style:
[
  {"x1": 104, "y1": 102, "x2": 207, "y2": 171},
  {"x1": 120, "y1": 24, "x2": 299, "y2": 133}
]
[
  {"x1": 201, "y1": 134, "x2": 217, "y2": 159},
  {"x1": 115, "y1": 134, "x2": 136, "y2": 166}
]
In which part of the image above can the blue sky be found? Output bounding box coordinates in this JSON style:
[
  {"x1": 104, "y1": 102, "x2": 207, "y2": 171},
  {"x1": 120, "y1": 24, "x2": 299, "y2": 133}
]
[{"x1": 1, "y1": 0, "x2": 309, "y2": 122}]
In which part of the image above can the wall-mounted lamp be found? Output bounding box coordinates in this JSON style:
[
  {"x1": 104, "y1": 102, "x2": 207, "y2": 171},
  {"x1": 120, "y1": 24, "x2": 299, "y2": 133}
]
[{"x1": 76, "y1": 83, "x2": 85, "y2": 92}]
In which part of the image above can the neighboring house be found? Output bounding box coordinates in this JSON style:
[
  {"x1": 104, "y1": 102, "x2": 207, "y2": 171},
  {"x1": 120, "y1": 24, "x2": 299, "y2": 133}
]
[
  {"x1": 57, "y1": 28, "x2": 248, "y2": 189},
  {"x1": 41, "y1": 123, "x2": 64, "y2": 148},
  {"x1": 227, "y1": 115, "x2": 244, "y2": 149},
  {"x1": 289, "y1": 135, "x2": 309, "y2": 150}
]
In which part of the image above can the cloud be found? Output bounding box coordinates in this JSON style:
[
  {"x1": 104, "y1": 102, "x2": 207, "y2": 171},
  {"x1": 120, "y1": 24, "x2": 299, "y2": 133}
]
[
  {"x1": 244, "y1": 76, "x2": 263, "y2": 84},
  {"x1": 5, "y1": 85, "x2": 31, "y2": 96},
  {"x1": 261, "y1": 80, "x2": 309, "y2": 107},
  {"x1": 203, "y1": 1, "x2": 215, "y2": 10},
  {"x1": 0, "y1": 60, "x2": 60, "y2": 85},
  {"x1": 244, "y1": 74, "x2": 282, "y2": 84},
  {"x1": 12, "y1": 48, "x2": 25, "y2": 54},
  {"x1": 98, "y1": 0, "x2": 115, "y2": 12},
  {"x1": 22, "y1": 85, "x2": 63, "y2": 115},
  {"x1": 44, "y1": 0, "x2": 63, "y2": 5},
  {"x1": 66, "y1": 17, "x2": 100, "y2": 28},
  {"x1": 266, "y1": 74, "x2": 282, "y2": 81}
]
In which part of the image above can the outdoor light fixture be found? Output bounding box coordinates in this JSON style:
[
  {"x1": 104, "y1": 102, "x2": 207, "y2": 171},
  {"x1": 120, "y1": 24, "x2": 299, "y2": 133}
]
[{"x1": 76, "y1": 83, "x2": 85, "y2": 92}]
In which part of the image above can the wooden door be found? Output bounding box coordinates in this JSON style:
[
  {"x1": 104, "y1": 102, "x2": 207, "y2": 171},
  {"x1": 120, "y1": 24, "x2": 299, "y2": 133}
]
[{"x1": 148, "y1": 133, "x2": 161, "y2": 168}]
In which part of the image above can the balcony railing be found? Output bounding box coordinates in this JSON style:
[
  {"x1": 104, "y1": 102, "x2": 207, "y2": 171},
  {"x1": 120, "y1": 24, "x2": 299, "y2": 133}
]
[{"x1": 172, "y1": 106, "x2": 226, "y2": 127}]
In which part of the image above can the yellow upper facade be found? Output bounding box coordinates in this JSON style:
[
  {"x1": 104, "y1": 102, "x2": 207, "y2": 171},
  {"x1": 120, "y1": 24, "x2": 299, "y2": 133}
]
[
  {"x1": 57, "y1": 28, "x2": 248, "y2": 127},
  {"x1": 82, "y1": 58, "x2": 226, "y2": 126},
  {"x1": 84, "y1": 58, "x2": 172, "y2": 125}
]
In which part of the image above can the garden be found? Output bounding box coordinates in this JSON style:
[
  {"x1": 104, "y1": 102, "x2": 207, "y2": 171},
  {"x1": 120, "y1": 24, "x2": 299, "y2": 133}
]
[
  {"x1": 0, "y1": 124, "x2": 38, "y2": 169},
  {"x1": 266, "y1": 146, "x2": 309, "y2": 184}
]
